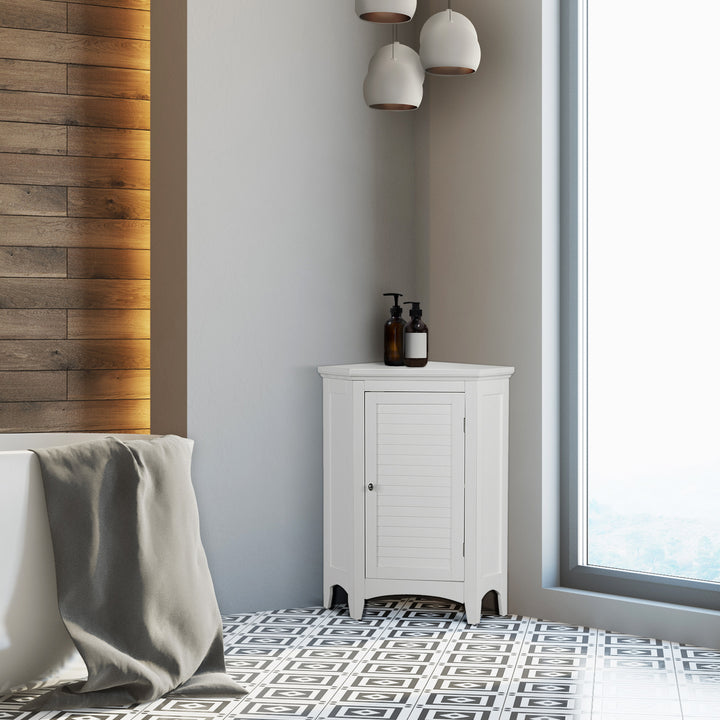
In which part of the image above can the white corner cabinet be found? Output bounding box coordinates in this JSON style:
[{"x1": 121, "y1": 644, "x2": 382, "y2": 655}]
[{"x1": 318, "y1": 362, "x2": 514, "y2": 624}]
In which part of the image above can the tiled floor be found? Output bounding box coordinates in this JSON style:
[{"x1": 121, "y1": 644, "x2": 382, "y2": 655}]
[{"x1": 3, "y1": 597, "x2": 720, "y2": 720}]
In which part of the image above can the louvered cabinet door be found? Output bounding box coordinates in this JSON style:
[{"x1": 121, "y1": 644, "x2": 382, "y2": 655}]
[{"x1": 365, "y1": 392, "x2": 465, "y2": 582}]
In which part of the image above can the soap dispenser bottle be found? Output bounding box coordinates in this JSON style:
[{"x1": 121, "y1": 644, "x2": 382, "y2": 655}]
[
  {"x1": 403, "y1": 301, "x2": 428, "y2": 367},
  {"x1": 383, "y1": 292, "x2": 405, "y2": 366}
]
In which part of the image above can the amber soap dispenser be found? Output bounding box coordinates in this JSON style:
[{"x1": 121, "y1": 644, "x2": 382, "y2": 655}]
[
  {"x1": 383, "y1": 292, "x2": 405, "y2": 366},
  {"x1": 403, "y1": 301, "x2": 428, "y2": 367}
]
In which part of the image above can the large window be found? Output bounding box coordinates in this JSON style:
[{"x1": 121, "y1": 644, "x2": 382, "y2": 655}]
[{"x1": 563, "y1": 0, "x2": 720, "y2": 608}]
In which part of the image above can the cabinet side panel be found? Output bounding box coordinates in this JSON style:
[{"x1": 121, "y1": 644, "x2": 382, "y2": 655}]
[
  {"x1": 478, "y1": 390, "x2": 507, "y2": 576},
  {"x1": 465, "y1": 377, "x2": 510, "y2": 614},
  {"x1": 324, "y1": 378, "x2": 355, "y2": 578}
]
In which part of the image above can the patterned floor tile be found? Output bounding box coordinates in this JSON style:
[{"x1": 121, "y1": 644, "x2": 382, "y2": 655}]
[
  {"x1": 237, "y1": 700, "x2": 315, "y2": 716},
  {"x1": 508, "y1": 694, "x2": 585, "y2": 712},
  {"x1": 253, "y1": 687, "x2": 332, "y2": 703},
  {"x1": 325, "y1": 705, "x2": 407, "y2": 719},
  {"x1": 422, "y1": 693, "x2": 499, "y2": 710},
  {"x1": 336, "y1": 690, "x2": 412, "y2": 705},
  {"x1": 150, "y1": 698, "x2": 236, "y2": 714}
]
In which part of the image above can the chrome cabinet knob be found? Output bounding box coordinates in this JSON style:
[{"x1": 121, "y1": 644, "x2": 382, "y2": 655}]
[{"x1": 367, "y1": 483, "x2": 374, "y2": 491}]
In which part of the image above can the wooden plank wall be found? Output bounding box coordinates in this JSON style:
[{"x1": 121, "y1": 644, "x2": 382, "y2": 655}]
[{"x1": 0, "y1": 0, "x2": 150, "y2": 433}]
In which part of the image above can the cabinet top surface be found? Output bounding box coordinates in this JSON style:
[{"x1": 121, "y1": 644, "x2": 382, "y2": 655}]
[{"x1": 317, "y1": 361, "x2": 515, "y2": 380}]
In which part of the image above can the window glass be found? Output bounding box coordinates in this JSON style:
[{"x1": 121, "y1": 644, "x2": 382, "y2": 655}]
[{"x1": 586, "y1": 0, "x2": 720, "y2": 583}]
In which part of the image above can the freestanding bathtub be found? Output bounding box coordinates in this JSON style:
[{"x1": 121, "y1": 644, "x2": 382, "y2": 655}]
[{"x1": 0, "y1": 433, "x2": 151, "y2": 693}]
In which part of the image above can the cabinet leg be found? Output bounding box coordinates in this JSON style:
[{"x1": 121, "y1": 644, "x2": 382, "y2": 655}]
[
  {"x1": 348, "y1": 595, "x2": 365, "y2": 621},
  {"x1": 497, "y1": 591, "x2": 507, "y2": 616},
  {"x1": 465, "y1": 601, "x2": 481, "y2": 626},
  {"x1": 323, "y1": 584, "x2": 334, "y2": 610}
]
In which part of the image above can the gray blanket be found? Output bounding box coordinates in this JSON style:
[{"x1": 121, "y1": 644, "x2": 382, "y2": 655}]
[{"x1": 23, "y1": 435, "x2": 246, "y2": 710}]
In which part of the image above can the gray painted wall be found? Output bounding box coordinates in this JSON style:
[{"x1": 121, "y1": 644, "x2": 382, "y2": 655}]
[
  {"x1": 186, "y1": 0, "x2": 417, "y2": 612},
  {"x1": 415, "y1": 0, "x2": 544, "y2": 616},
  {"x1": 182, "y1": 0, "x2": 542, "y2": 616}
]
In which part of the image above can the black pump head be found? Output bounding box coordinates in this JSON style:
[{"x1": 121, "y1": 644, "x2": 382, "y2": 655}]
[
  {"x1": 403, "y1": 301, "x2": 422, "y2": 318},
  {"x1": 383, "y1": 292, "x2": 403, "y2": 317}
]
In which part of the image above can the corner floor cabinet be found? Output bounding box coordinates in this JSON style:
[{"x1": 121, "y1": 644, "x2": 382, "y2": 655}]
[{"x1": 318, "y1": 362, "x2": 514, "y2": 624}]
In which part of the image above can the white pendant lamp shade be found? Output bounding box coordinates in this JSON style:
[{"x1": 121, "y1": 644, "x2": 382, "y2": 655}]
[
  {"x1": 419, "y1": 9, "x2": 481, "y2": 75},
  {"x1": 363, "y1": 42, "x2": 424, "y2": 110},
  {"x1": 355, "y1": 0, "x2": 417, "y2": 24}
]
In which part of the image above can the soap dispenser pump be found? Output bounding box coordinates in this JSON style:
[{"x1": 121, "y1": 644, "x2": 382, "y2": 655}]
[
  {"x1": 383, "y1": 292, "x2": 406, "y2": 366},
  {"x1": 403, "y1": 301, "x2": 428, "y2": 367}
]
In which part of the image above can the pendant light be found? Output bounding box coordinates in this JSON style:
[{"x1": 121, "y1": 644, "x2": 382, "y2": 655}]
[
  {"x1": 419, "y1": 3, "x2": 481, "y2": 76},
  {"x1": 363, "y1": 27, "x2": 424, "y2": 111},
  {"x1": 355, "y1": 0, "x2": 417, "y2": 24}
]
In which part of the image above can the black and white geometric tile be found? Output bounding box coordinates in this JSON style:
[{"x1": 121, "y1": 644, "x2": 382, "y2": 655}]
[{"x1": 3, "y1": 597, "x2": 719, "y2": 720}]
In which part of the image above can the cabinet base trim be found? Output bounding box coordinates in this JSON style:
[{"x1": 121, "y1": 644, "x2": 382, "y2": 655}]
[{"x1": 364, "y1": 578, "x2": 464, "y2": 604}]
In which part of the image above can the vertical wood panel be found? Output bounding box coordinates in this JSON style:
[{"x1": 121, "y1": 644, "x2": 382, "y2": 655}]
[{"x1": 0, "y1": 2, "x2": 151, "y2": 433}]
